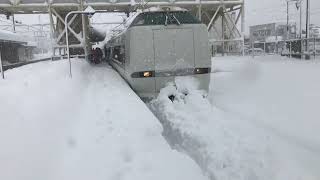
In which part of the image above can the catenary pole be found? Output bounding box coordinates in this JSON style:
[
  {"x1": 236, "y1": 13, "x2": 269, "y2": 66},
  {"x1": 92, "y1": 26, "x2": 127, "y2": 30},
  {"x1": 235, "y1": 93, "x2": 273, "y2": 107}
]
[
  {"x1": 305, "y1": 0, "x2": 310, "y2": 56},
  {"x1": 0, "y1": 51, "x2": 4, "y2": 79}
]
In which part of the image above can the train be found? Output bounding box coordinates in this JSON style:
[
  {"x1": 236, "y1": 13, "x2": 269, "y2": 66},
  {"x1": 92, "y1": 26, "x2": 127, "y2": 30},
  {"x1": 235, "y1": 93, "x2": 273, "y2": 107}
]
[{"x1": 104, "y1": 6, "x2": 211, "y2": 99}]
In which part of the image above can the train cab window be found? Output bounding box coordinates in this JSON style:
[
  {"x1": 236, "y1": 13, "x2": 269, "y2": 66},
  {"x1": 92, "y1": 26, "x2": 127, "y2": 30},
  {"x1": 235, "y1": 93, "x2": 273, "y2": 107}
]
[
  {"x1": 131, "y1": 12, "x2": 165, "y2": 26},
  {"x1": 130, "y1": 11, "x2": 201, "y2": 27},
  {"x1": 171, "y1": 11, "x2": 201, "y2": 24}
]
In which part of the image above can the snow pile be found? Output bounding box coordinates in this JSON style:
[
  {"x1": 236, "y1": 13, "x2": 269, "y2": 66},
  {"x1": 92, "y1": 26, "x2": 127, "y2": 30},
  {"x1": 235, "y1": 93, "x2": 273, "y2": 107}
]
[
  {"x1": 211, "y1": 56, "x2": 320, "y2": 180},
  {"x1": 150, "y1": 76, "x2": 273, "y2": 180},
  {"x1": 0, "y1": 29, "x2": 27, "y2": 43},
  {"x1": 0, "y1": 60, "x2": 208, "y2": 180}
]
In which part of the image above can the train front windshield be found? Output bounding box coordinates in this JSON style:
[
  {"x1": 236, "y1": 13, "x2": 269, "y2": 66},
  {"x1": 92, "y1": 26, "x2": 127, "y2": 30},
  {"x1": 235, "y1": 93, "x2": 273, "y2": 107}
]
[{"x1": 130, "y1": 11, "x2": 201, "y2": 27}]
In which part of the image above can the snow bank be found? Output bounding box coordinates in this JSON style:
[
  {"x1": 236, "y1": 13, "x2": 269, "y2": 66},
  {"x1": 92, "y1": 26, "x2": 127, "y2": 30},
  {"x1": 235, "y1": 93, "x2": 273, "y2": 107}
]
[
  {"x1": 150, "y1": 77, "x2": 272, "y2": 180},
  {"x1": 211, "y1": 56, "x2": 320, "y2": 180},
  {"x1": 0, "y1": 60, "x2": 207, "y2": 180},
  {"x1": 150, "y1": 55, "x2": 320, "y2": 180},
  {"x1": 0, "y1": 29, "x2": 27, "y2": 43}
]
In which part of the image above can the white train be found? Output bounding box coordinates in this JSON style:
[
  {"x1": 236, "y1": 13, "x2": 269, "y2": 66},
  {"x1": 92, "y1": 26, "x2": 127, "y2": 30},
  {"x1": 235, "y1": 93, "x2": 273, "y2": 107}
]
[{"x1": 105, "y1": 6, "x2": 211, "y2": 99}]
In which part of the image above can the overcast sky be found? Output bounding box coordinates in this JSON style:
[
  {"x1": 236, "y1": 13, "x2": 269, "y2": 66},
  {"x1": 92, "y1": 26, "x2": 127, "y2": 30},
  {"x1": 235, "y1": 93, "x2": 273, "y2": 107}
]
[
  {"x1": 3, "y1": 0, "x2": 320, "y2": 35},
  {"x1": 245, "y1": 0, "x2": 320, "y2": 32}
]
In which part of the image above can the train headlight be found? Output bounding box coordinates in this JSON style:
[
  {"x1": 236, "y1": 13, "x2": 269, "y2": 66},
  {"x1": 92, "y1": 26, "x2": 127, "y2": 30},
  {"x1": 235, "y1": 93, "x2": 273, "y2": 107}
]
[
  {"x1": 194, "y1": 68, "x2": 211, "y2": 74},
  {"x1": 131, "y1": 71, "x2": 154, "y2": 78},
  {"x1": 143, "y1": 71, "x2": 151, "y2": 77}
]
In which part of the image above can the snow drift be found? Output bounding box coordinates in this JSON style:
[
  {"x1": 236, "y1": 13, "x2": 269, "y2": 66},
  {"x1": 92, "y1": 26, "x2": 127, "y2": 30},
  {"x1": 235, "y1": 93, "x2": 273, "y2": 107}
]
[
  {"x1": 150, "y1": 55, "x2": 320, "y2": 180},
  {"x1": 0, "y1": 59, "x2": 208, "y2": 180},
  {"x1": 149, "y1": 76, "x2": 272, "y2": 180}
]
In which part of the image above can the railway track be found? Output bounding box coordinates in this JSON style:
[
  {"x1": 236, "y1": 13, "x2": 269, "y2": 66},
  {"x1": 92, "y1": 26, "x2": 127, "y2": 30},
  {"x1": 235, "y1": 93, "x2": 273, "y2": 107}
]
[{"x1": 2, "y1": 57, "x2": 52, "y2": 71}]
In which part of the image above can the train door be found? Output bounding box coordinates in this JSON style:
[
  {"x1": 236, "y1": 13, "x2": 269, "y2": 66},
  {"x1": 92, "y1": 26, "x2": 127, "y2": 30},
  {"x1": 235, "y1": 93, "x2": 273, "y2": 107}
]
[{"x1": 153, "y1": 28, "x2": 195, "y2": 92}]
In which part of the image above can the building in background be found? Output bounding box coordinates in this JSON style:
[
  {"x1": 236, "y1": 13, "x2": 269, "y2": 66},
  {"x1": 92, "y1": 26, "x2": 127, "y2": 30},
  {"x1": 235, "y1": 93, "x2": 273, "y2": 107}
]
[
  {"x1": 248, "y1": 23, "x2": 297, "y2": 54},
  {"x1": 309, "y1": 24, "x2": 320, "y2": 38},
  {"x1": 0, "y1": 30, "x2": 35, "y2": 64},
  {"x1": 250, "y1": 23, "x2": 297, "y2": 42}
]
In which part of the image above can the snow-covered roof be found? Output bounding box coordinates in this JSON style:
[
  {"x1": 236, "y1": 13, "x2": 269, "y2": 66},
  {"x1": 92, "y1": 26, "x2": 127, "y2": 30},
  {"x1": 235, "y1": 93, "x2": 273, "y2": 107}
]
[
  {"x1": 122, "y1": 6, "x2": 188, "y2": 32},
  {"x1": 0, "y1": 29, "x2": 28, "y2": 44},
  {"x1": 104, "y1": 6, "x2": 190, "y2": 43}
]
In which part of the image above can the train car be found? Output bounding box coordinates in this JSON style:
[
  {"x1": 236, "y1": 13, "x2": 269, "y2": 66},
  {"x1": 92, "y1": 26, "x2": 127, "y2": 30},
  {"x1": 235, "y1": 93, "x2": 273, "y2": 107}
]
[{"x1": 105, "y1": 6, "x2": 211, "y2": 99}]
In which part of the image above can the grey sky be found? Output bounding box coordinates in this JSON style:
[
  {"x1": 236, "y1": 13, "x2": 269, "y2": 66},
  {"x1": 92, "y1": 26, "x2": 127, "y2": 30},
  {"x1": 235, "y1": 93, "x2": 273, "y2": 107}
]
[{"x1": 245, "y1": 0, "x2": 320, "y2": 30}]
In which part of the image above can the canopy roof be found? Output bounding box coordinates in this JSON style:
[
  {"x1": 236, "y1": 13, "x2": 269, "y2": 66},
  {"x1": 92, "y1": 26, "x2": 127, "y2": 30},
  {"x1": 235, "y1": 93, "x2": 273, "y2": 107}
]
[{"x1": 0, "y1": 30, "x2": 28, "y2": 44}]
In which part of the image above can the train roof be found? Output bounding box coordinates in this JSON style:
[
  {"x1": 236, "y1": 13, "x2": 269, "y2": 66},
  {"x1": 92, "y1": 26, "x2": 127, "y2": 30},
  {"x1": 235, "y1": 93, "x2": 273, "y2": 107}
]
[
  {"x1": 124, "y1": 6, "x2": 188, "y2": 27},
  {"x1": 105, "y1": 6, "x2": 191, "y2": 43}
]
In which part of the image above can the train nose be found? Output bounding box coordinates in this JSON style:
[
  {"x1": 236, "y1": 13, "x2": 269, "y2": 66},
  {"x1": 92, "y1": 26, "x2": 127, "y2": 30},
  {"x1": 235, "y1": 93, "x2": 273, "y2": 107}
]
[{"x1": 153, "y1": 28, "x2": 195, "y2": 92}]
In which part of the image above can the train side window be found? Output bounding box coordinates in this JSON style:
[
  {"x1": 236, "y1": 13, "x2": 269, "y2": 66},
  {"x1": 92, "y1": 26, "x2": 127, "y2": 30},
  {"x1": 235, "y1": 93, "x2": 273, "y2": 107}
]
[
  {"x1": 105, "y1": 47, "x2": 111, "y2": 60},
  {"x1": 112, "y1": 46, "x2": 125, "y2": 65}
]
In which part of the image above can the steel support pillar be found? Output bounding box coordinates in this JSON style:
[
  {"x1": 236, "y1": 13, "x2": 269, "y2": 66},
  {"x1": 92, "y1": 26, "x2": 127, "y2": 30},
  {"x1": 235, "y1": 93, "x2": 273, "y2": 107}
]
[
  {"x1": 48, "y1": 6, "x2": 90, "y2": 59},
  {"x1": 205, "y1": 1, "x2": 244, "y2": 56}
]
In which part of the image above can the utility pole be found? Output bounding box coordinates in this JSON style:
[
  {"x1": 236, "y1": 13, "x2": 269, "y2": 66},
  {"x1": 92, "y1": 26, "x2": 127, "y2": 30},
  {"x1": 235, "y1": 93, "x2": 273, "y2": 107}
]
[
  {"x1": 0, "y1": 50, "x2": 4, "y2": 79},
  {"x1": 287, "y1": 1, "x2": 289, "y2": 40},
  {"x1": 241, "y1": 0, "x2": 245, "y2": 56},
  {"x1": 305, "y1": 0, "x2": 310, "y2": 58},
  {"x1": 198, "y1": 0, "x2": 202, "y2": 21},
  {"x1": 299, "y1": 0, "x2": 302, "y2": 39},
  {"x1": 298, "y1": 0, "x2": 303, "y2": 58},
  {"x1": 12, "y1": 14, "x2": 16, "y2": 33}
]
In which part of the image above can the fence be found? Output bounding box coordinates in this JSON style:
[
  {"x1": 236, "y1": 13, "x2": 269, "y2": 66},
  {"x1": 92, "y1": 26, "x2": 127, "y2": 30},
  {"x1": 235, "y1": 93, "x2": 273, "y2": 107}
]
[
  {"x1": 209, "y1": 39, "x2": 245, "y2": 57},
  {"x1": 250, "y1": 38, "x2": 320, "y2": 59}
]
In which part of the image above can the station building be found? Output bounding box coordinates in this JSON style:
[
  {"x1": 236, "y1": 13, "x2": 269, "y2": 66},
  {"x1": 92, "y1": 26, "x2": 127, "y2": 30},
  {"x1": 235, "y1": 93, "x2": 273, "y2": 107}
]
[
  {"x1": 248, "y1": 23, "x2": 297, "y2": 54},
  {"x1": 250, "y1": 23, "x2": 297, "y2": 42},
  {"x1": 0, "y1": 30, "x2": 35, "y2": 64}
]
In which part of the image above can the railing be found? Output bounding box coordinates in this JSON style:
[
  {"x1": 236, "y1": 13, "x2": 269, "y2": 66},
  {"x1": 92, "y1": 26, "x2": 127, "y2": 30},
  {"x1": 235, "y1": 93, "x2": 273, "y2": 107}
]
[
  {"x1": 210, "y1": 38, "x2": 245, "y2": 56},
  {"x1": 250, "y1": 38, "x2": 320, "y2": 60}
]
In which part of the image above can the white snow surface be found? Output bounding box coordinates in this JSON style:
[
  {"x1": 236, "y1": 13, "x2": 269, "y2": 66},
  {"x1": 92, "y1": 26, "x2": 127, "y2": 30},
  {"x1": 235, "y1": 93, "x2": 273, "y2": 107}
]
[
  {"x1": 211, "y1": 56, "x2": 320, "y2": 180},
  {"x1": 151, "y1": 55, "x2": 320, "y2": 180},
  {"x1": 150, "y1": 77, "x2": 272, "y2": 180},
  {"x1": 0, "y1": 29, "x2": 27, "y2": 43},
  {"x1": 0, "y1": 60, "x2": 208, "y2": 180}
]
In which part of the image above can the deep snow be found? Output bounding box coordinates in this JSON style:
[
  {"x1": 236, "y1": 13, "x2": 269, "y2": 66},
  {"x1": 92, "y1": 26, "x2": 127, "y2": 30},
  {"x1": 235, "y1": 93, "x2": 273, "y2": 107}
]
[
  {"x1": 1, "y1": 55, "x2": 320, "y2": 180},
  {"x1": 150, "y1": 55, "x2": 320, "y2": 180},
  {"x1": 211, "y1": 56, "x2": 320, "y2": 180},
  {"x1": 0, "y1": 60, "x2": 207, "y2": 180}
]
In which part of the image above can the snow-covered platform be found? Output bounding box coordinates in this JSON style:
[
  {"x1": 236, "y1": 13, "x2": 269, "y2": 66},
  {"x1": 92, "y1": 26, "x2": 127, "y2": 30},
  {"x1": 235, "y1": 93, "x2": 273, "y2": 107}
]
[
  {"x1": 0, "y1": 60, "x2": 207, "y2": 180},
  {"x1": 1, "y1": 55, "x2": 320, "y2": 180}
]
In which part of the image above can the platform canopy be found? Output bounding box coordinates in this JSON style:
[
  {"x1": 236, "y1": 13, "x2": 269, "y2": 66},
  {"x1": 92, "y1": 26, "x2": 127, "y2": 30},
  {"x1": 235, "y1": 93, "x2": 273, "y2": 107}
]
[
  {"x1": 0, "y1": 0, "x2": 243, "y2": 14},
  {"x1": 0, "y1": 29, "x2": 27, "y2": 44}
]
